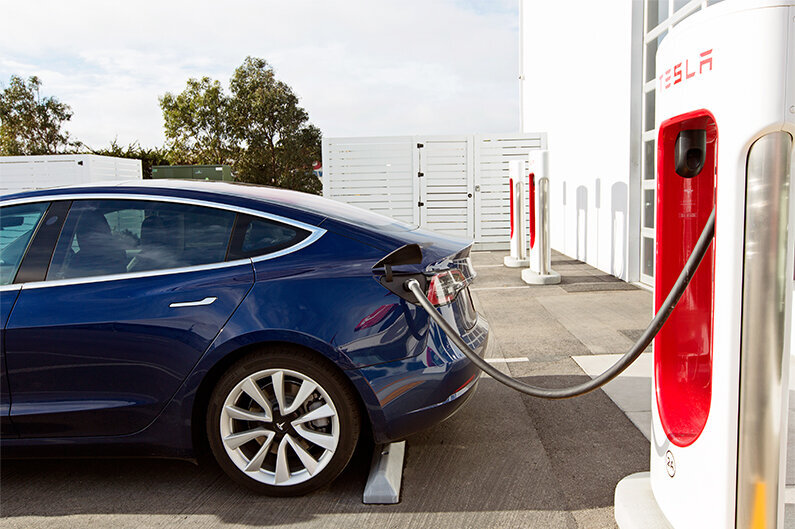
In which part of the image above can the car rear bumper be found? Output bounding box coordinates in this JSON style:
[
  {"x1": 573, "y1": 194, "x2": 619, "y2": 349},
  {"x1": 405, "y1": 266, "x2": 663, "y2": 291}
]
[{"x1": 350, "y1": 313, "x2": 489, "y2": 444}]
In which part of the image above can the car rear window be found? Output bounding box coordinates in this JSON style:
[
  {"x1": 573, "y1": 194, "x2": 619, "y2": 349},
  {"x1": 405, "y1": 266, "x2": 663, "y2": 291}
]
[{"x1": 227, "y1": 214, "x2": 310, "y2": 260}]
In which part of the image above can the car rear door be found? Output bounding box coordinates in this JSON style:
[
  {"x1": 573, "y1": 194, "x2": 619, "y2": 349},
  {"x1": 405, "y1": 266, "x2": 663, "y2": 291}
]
[
  {"x1": 0, "y1": 201, "x2": 52, "y2": 438},
  {"x1": 4, "y1": 197, "x2": 254, "y2": 438}
]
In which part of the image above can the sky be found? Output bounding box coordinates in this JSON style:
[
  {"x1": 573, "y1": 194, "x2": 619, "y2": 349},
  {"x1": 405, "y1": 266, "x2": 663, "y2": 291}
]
[{"x1": 1, "y1": 0, "x2": 520, "y2": 150}]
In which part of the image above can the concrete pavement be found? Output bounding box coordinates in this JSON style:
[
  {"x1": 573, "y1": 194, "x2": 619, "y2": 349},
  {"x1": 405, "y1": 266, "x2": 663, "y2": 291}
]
[{"x1": 0, "y1": 250, "x2": 654, "y2": 529}]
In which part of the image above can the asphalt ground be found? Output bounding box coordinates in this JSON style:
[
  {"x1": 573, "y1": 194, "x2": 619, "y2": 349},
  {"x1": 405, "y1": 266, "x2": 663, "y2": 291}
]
[{"x1": 0, "y1": 251, "x2": 653, "y2": 529}]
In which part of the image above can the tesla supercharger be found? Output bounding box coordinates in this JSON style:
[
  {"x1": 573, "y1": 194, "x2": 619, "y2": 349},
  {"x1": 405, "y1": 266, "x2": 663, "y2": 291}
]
[
  {"x1": 505, "y1": 160, "x2": 530, "y2": 267},
  {"x1": 522, "y1": 150, "x2": 561, "y2": 284},
  {"x1": 615, "y1": 1, "x2": 795, "y2": 528}
]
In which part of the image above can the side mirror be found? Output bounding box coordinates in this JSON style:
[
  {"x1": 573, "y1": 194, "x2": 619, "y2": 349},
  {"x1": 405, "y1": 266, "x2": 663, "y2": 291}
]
[{"x1": 373, "y1": 244, "x2": 423, "y2": 281}]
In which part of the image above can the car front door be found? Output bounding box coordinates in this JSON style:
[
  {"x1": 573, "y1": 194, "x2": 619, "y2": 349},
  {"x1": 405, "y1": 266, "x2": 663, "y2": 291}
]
[{"x1": 4, "y1": 198, "x2": 255, "y2": 438}]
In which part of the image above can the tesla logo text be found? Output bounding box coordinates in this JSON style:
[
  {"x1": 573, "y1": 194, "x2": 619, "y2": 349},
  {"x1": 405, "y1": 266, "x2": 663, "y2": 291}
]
[
  {"x1": 659, "y1": 49, "x2": 713, "y2": 91},
  {"x1": 276, "y1": 422, "x2": 285, "y2": 430}
]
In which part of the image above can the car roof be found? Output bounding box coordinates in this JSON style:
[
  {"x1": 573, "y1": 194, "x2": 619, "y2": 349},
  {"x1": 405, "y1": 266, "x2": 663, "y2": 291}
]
[
  {"x1": 2, "y1": 179, "x2": 308, "y2": 204},
  {"x1": 0, "y1": 179, "x2": 419, "y2": 239},
  {"x1": 1, "y1": 180, "x2": 337, "y2": 225}
]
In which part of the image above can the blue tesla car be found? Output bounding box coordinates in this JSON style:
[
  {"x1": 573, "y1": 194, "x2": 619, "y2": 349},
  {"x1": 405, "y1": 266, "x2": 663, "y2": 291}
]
[{"x1": 0, "y1": 181, "x2": 488, "y2": 495}]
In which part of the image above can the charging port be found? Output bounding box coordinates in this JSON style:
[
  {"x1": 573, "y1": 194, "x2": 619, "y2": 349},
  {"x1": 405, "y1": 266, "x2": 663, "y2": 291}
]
[{"x1": 675, "y1": 129, "x2": 707, "y2": 178}]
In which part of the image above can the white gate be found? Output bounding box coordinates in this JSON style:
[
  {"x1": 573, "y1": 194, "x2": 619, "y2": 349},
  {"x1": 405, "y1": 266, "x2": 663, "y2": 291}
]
[
  {"x1": 322, "y1": 133, "x2": 547, "y2": 249},
  {"x1": 417, "y1": 137, "x2": 473, "y2": 239}
]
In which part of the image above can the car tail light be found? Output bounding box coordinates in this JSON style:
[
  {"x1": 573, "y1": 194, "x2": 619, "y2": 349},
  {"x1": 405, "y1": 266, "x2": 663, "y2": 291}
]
[{"x1": 426, "y1": 269, "x2": 468, "y2": 306}]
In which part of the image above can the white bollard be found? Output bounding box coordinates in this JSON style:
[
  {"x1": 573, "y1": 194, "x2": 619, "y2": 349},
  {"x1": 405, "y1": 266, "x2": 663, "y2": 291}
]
[
  {"x1": 504, "y1": 160, "x2": 530, "y2": 267},
  {"x1": 522, "y1": 150, "x2": 560, "y2": 285}
]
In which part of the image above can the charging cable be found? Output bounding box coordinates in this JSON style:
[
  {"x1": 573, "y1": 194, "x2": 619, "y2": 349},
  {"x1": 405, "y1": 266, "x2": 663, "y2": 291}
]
[{"x1": 405, "y1": 209, "x2": 715, "y2": 400}]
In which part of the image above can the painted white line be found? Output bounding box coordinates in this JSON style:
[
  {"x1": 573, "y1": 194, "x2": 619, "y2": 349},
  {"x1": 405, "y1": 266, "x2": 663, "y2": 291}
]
[
  {"x1": 786, "y1": 486, "x2": 795, "y2": 505},
  {"x1": 485, "y1": 357, "x2": 530, "y2": 363},
  {"x1": 470, "y1": 286, "x2": 530, "y2": 291},
  {"x1": 474, "y1": 264, "x2": 507, "y2": 268}
]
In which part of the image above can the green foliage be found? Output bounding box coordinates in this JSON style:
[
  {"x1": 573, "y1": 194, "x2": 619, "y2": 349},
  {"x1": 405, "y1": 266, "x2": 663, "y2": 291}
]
[
  {"x1": 0, "y1": 75, "x2": 79, "y2": 155},
  {"x1": 160, "y1": 57, "x2": 322, "y2": 194},
  {"x1": 229, "y1": 57, "x2": 321, "y2": 194},
  {"x1": 90, "y1": 139, "x2": 170, "y2": 179},
  {"x1": 159, "y1": 77, "x2": 232, "y2": 166},
  {"x1": 2, "y1": 60, "x2": 322, "y2": 195}
]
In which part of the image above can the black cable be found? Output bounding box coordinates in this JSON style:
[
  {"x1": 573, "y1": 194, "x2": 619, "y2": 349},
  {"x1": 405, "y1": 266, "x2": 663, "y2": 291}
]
[{"x1": 405, "y1": 208, "x2": 715, "y2": 400}]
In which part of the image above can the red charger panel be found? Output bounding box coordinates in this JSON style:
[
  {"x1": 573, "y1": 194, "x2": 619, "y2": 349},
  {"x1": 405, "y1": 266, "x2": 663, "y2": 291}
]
[{"x1": 654, "y1": 110, "x2": 717, "y2": 447}]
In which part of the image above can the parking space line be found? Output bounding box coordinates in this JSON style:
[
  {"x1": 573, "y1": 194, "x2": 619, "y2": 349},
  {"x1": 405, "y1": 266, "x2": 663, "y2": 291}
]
[{"x1": 471, "y1": 286, "x2": 530, "y2": 291}]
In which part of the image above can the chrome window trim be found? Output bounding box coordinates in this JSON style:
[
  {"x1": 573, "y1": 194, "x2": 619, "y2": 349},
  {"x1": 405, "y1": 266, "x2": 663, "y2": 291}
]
[
  {"x1": 21, "y1": 258, "x2": 254, "y2": 290},
  {"x1": 0, "y1": 193, "x2": 325, "y2": 235},
  {"x1": 251, "y1": 228, "x2": 325, "y2": 264},
  {"x1": 0, "y1": 193, "x2": 327, "y2": 290},
  {"x1": 0, "y1": 284, "x2": 22, "y2": 293}
]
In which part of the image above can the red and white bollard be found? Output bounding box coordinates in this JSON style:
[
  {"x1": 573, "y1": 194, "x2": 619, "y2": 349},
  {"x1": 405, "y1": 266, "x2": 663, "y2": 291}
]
[
  {"x1": 522, "y1": 150, "x2": 560, "y2": 285},
  {"x1": 504, "y1": 160, "x2": 530, "y2": 268}
]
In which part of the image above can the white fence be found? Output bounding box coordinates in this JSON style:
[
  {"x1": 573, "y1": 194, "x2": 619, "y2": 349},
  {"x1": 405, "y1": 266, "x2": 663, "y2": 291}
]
[
  {"x1": 322, "y1": 133, "x2": 547, "y2": 249},
  {"x1": 0, "y1": 155, "x2": 143, "y2": 195}
]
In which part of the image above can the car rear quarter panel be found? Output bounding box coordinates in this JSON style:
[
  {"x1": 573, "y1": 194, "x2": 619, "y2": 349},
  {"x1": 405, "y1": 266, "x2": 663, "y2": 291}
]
[{"x1": 169, "y1": 230, "x2": 435, "y2": 448}]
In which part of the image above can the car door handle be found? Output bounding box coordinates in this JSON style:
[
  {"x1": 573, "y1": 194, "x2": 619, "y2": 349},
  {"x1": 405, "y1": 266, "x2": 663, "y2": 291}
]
[{"x1": 169, "y1": 297, "x2": 217, "y2": 308}]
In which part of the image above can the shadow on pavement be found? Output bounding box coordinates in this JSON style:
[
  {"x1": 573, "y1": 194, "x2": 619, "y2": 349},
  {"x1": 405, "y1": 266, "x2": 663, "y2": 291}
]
[{"x1": 0, "y1": 376, "x2": 647, "y2": 528}]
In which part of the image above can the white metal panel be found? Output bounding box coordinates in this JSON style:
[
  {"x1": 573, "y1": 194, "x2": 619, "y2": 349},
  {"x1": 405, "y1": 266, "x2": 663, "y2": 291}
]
[
  {"x1": 84, "y1": 155, "x2": 142, "y2": 181},
  {"x1": 322, "y1": 137, "x2": 418, "y2": 226},
  {"x1": 0, "y1": 157, "x2": 80, "y2": 194},
  {"x1": 322, "y1": 133, "x2": 547, "y2": 248},
  {"x1": 418, "y1": 136, "x2": 471, "y2": 239},
  {"x1": 0, "y1": 155, "x2": 142, "y2": 195}
]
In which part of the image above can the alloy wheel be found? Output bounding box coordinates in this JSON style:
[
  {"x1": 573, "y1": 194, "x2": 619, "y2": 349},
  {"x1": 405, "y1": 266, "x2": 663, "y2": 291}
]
[{"x1": 219, "y1": 368, "x2": 340, "y2": 486}]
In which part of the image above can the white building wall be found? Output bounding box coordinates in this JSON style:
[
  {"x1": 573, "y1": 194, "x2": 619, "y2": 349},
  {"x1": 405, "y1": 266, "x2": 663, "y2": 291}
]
[{"x1": 521, "y1": 0, "x2": 639, "y2": 281}]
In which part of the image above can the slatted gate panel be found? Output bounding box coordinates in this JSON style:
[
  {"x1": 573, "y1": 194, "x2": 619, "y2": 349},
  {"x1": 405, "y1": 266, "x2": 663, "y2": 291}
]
[
  {"x1": 418, "y1": 137, "x2": 473, "y2": 239},
  {"x1": 473, "y1": 134, "x2": 548, "y2": 250},
  {"x1": 0, "y1": 159, "x2": 78, "y2": 194},
  {"x1": 322, "y1": 137, "x2": 418, "y2": 226},
  {"x1": 322, "y1": 133, "x2": 548, "y2": 248}
]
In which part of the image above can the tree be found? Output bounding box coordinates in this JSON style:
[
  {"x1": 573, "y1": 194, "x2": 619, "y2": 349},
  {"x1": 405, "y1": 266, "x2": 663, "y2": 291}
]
[
  {"x1": 159, "y1": 77, "x2": 232, "y2": 166},
  {"x1": 0, "y1": 75, "x2": 79, "y2": 155},
  {"x1": 159, "y1": 58, "x2": 322, "y2": 194},
  {"x1": 229, "y1": 57, "x2": 321, "y2": 194},
  {"x1": 91, "y1": 139, "x2": 170, "y2": 179}
]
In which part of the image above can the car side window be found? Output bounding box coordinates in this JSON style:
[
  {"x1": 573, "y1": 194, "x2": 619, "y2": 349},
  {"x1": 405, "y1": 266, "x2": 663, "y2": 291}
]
[
  {"x1": 46, "y1": 200, "x2": 236, "y2": 281},
  {"x1": 227, "y1": 214, "x2": 310, "y2": 260},
  {"x1": 0, "y1": 202, "x2": 49, "y2": 285}
]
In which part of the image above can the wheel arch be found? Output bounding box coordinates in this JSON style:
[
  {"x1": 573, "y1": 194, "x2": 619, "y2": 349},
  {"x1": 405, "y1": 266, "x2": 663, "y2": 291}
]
[{"x1": 190, "y1": 336, "x2": 380, "y2": 459}]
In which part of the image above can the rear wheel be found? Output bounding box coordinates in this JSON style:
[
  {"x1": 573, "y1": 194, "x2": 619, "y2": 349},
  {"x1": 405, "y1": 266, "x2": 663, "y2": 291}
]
[{"x1": 207, "y1": 349, "x2": 360, "y2": 495}]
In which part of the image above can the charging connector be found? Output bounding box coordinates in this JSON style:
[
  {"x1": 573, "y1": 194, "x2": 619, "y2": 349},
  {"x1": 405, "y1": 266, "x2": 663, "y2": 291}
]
[{"x1": 405, "y1": 208, "x2": 715, "y2": 400}]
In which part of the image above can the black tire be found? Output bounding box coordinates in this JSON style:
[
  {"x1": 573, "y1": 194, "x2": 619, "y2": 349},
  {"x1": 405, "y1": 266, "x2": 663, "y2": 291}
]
[{"x1": 206, "y1": 347, "x2": 361, "y2": 496}]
